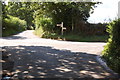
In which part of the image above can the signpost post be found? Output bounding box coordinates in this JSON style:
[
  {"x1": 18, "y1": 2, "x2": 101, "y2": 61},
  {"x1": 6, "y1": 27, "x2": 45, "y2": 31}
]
[{"x1": 57, "y1": 22, "x2": 66, "y2": 35}]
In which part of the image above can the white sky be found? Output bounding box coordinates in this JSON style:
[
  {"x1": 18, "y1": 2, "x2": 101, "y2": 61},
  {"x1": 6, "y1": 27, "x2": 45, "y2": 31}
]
[{"x1": 88, "y1": 0, "x2": 120, "y2": 23}]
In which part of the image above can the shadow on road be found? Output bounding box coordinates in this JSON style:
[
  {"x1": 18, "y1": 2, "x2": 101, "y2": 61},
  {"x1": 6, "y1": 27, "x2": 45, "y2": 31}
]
[
  {"x1": 2, "y1": 46, "x2": 119, "y2": 79},
  {"x1": 2, "y1": 36, "x2": 27, "y2": 40}
]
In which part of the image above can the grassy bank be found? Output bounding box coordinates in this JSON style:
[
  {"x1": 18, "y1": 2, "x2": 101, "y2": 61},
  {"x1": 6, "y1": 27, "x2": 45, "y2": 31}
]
[{"x1": 34, "y1": 30, "x2": 108, "y2": 42}]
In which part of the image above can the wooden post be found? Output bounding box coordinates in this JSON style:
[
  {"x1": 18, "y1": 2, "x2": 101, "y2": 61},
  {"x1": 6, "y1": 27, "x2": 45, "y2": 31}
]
[
  {"x1": 56, "y1": 22, "x2": 66, "y2": 35},
  {"x1": 61, "y1": 22, "x2": 63, "y2": 35}
]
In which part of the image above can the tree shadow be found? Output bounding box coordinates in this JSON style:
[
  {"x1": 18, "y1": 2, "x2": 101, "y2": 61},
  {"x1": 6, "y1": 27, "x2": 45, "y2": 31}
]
[
  {"x1": 2, "y1": 36, "x2": 27, "y2": 40},
  {"x1": 2, "y1": 46, "x2": 119, "y2": 79}
]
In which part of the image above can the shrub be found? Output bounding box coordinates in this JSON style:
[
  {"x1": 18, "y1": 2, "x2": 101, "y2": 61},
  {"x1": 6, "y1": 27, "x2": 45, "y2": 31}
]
[
  {"x1": 2, "y1": 15, "x2": 26, "y2": 36},
  {"x1": 34, "y1": 26, "x2": 44, "y2": 37},
  {"x1": 34, "y1": 17, "x2": 54, "y2": 37},
  {"x1": 102, "y1": 19, "x2": 120, "y2": 74},
  {"x1": 85, "y1": 23, "x2": 108, "y2": 35}
]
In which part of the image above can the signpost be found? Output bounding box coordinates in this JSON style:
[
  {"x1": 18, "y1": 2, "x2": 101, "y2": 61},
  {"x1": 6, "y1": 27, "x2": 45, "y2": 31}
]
[{"x1": 57, "y1": 22, "x2": 66, "y2": 35}]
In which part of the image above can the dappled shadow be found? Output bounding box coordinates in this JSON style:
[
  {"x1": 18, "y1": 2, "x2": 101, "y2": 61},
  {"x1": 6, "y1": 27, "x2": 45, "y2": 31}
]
[
  {"x1": 2, "y1": 46, "x2": 119, "y2": 79},
  {"x1": 2, "y1": 36, "x2": 27, "y2": 40}
]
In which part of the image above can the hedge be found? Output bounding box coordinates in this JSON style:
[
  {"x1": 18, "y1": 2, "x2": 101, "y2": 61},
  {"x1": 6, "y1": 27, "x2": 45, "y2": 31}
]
[{"x1": 102, "y1": 19, "x2": 120, "y2": 74}]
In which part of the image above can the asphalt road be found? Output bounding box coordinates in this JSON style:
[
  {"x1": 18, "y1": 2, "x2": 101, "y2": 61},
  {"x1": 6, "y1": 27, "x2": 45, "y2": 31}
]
[{"x1": 0, "y1": 30, "x2": 119, "y2": 79}]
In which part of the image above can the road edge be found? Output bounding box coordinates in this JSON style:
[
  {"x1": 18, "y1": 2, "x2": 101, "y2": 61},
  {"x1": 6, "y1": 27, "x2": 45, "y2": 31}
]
[{"x1": 96, "y1": 55, "x2": 120, "y2": 78}]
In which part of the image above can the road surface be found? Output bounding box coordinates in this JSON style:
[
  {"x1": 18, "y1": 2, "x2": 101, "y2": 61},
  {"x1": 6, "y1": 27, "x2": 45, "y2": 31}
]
[{"x1": 0, "y1": 30, "x2": 119, "y2": 79}]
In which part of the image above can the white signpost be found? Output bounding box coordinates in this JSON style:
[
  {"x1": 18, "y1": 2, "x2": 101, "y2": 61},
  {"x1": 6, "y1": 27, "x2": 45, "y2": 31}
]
[{"x1": 57, "y1": 22, "x2": 66, "y2": 35}]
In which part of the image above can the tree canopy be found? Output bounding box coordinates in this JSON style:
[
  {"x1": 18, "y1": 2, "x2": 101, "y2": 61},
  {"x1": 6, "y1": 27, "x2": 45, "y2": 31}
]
[{"x1": 2, "y1": 2, "x2": 101, "y2": 33}]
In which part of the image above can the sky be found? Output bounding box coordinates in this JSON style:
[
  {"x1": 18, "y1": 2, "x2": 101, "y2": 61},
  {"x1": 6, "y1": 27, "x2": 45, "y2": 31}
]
[{"x1": 87, "y1": 0, "x2": 120, "y2": 23}]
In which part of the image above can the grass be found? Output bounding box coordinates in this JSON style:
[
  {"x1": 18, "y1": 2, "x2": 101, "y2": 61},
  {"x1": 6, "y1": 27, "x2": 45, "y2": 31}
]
[
  {"x1": 64, "y1": 35, "x2": 108, "y2": 42},
  {"x1": 34, "y1": 26, "x2": 108, "y2": 42},
  {"x1": 39, "y1": 32, "x2": 109, "y2": 42},
  {"x1": 34, "y1": 27, "x2": 44, "y2": 37}
]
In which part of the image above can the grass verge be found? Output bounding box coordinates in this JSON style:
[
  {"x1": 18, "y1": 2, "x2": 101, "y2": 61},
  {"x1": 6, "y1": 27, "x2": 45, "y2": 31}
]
[{"x1": 34, "y1": 31, "x2": 108, "y2": 42}]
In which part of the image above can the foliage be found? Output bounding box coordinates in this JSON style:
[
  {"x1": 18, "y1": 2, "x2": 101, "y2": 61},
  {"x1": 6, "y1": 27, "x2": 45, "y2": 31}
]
[
  {"x1": 35, "y1": 28, "x2": 108, "y2": 42},
  {"x1": 6, "y1": 2, "x2": 34, "y2": 29},
  {"x1": 34, "y1": 26, "x2": 44, "y2": 37},
  {"x1": 34, "y1": 16, "x2": 54, "y2": 36},
  {"x1": 2, "y1": 2, "x2": 7, "y2": 19},
  {"x1": 33, "y1": 2, "x2": 101, "y2": 37},
  {"x1": 2, "y1": 15, "x2": 26, "y2": 36},
  {"x1": 41, "y1": 2, "x2": 100, "y2": 32},
  {"x1": 35, "y1": 17, "x2": 53, "y2": 32},
  {"x1": 3, "y1": 2, "x2": 104, "y2": 38},
  {"x1": 102, "y1": 19, "x2": 120, "y2": 74},
  {"x1": 86, "y1": 23, "x2": 108, "y2": 35}
]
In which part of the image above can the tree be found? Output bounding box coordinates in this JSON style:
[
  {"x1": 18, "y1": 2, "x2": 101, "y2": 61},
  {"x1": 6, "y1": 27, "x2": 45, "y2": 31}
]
[
  {"x1": 37, "y1": 2, "x2": 100, "y2": 32},
  {"x1": 2, "y1": 2, "x2": 7, "y2": 19},
  {"x1": 6, "y1": 2, "x2": 34, "y2": 29},
  {"x1": 5, "y1": 2, "x2": 100, "y2": 33}
]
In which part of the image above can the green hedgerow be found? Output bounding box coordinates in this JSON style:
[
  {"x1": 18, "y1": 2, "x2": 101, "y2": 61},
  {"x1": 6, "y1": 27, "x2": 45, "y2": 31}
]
[
  {"x1": 2, "y1": 15, "x2": 27, "y2": 36},
  {"x1": 102, "y1": 19, "x2": 120, "y2": 74}
]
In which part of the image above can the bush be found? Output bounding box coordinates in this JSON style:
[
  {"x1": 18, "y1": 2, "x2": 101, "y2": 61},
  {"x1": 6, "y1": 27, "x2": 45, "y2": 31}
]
[
  {"x1": 34, "y1": 17, "x2": 54, "y2": 37},
  {"x1": 102, "y1": 19, "x2": 120, "y2": 74},
  {"x1": 2, "y1": 15, "x2": 26, "y2": 36},
  {"x1": 34, "y1": 26, "x2": 44, "y2": 37},
  {"x1": 84, "y1": 23, "x2": 108, "y2": 35}
]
